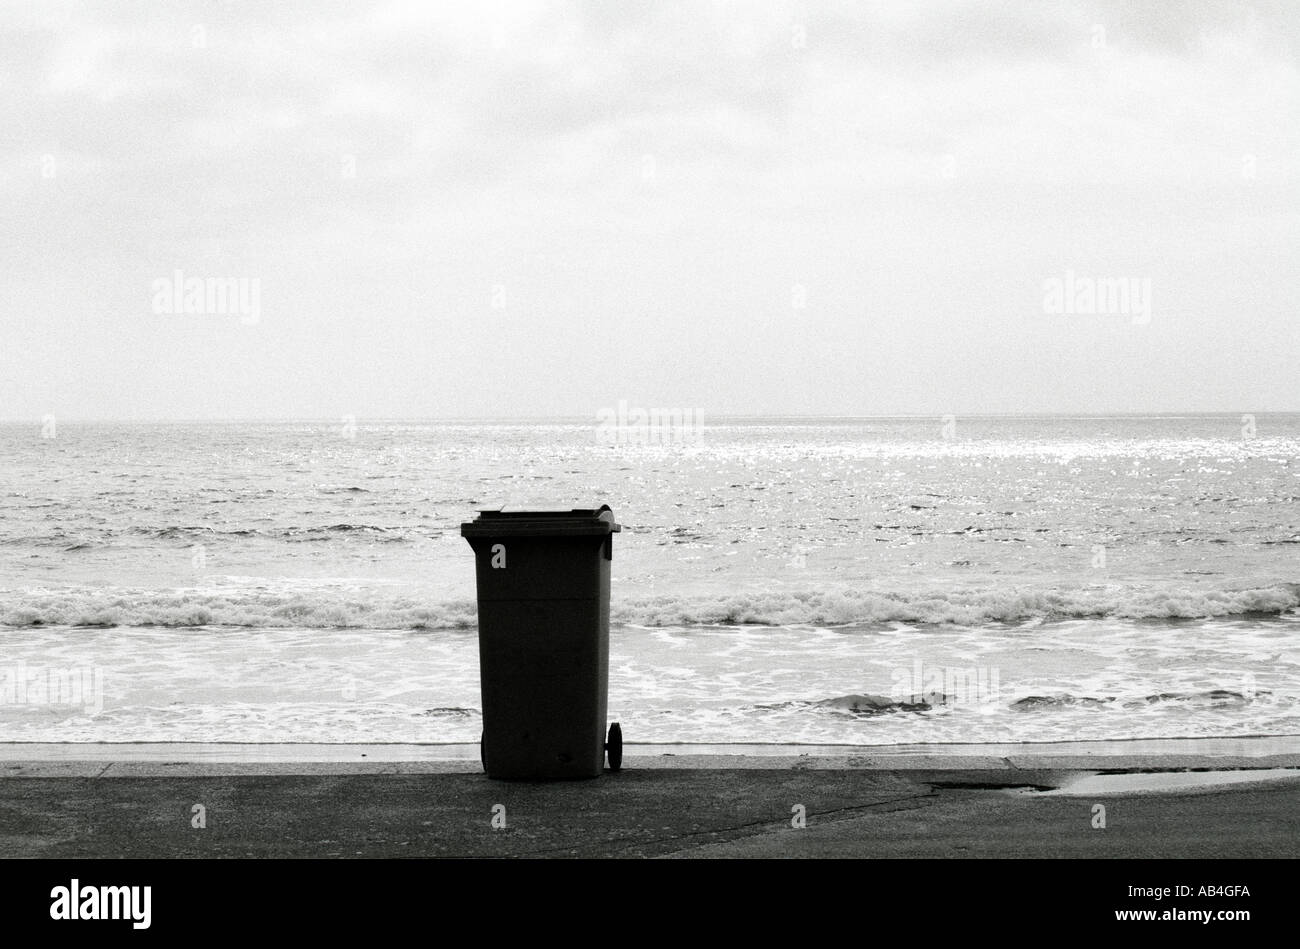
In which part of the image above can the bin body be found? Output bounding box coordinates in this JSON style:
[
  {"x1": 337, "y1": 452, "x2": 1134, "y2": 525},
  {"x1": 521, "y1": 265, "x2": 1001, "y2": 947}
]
[{"x1": 461, "y1": 506, "x2": 620, "y2": 779}]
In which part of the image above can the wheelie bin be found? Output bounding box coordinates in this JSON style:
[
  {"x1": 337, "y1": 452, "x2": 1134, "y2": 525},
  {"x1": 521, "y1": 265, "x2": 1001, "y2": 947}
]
[{"x1": 461, "y1": 504, "x2": 622, "y2": 779}]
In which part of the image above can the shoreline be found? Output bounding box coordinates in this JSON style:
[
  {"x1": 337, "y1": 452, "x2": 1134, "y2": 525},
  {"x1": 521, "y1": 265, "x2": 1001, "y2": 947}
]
[{"x1": 2, "y1": 734, "x2": 1297, "y2": 769}]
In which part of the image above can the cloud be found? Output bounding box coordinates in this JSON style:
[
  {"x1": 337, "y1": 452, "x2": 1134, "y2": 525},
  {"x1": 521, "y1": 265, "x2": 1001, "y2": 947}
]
[{"x1": 1, "y1": 1, "x2": 1297, "y2": 417}]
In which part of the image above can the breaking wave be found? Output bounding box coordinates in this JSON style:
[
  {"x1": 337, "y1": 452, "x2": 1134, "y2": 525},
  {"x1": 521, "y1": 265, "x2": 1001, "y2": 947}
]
[
  {"x1": 0, "y1": 582, "x2": 1296, "y2": 630},
  {"x1": 0, "y1": 590, "x2": 480, "y2": 630},
  {"x1": 614, "y1": 584, "x2": 1300, "y2": 627}
]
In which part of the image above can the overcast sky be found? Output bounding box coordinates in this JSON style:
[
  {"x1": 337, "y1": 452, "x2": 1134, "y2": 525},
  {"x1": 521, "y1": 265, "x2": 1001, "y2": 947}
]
[{"x1": 2, "y1": 0, "x2": 1297, "y2": 420}]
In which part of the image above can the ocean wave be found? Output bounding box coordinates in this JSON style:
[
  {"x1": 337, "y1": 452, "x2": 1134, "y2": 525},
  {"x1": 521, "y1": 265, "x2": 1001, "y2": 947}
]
[
  {"x1": 0, "y1": 525, "x2": 421, "y2": 547},
  {"x1": 768, "y1": 688, "x2": 1280, "y2": 717},
  {"x1": 0, "y1": 591, "x2": 479, "y2": 630},
  {"x1": 0, "y1": 583, "x2": 1295, "y2": 630},
  {"x1": 614, "y1": 585, "x2": 1300, "y2": 627},
  {"x1": 1010, "y1": 690, "x2": 1270, "y2": 710}
]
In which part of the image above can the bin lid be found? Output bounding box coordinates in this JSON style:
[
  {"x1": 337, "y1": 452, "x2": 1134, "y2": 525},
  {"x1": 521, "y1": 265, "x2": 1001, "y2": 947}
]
[{"x1": 460, "y1": 504, "x2": 621, "y2": 538}]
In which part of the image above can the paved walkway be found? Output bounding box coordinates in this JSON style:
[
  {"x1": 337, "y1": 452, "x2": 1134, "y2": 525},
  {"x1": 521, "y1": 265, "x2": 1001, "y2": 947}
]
[{"x1": 1, "y1": 738, "x2": 1296, "y2": 858}]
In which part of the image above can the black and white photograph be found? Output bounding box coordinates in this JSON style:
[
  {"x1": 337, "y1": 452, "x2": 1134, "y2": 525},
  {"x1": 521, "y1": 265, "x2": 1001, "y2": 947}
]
[{"x1": 1, "y1": 0, "x2": 1296, "y2": 932}]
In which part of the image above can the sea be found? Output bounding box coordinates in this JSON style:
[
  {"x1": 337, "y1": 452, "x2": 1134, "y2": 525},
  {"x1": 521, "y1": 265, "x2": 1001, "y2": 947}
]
[{"x1": 1, "y1": 415, "x2": 1297, "y2": 746}]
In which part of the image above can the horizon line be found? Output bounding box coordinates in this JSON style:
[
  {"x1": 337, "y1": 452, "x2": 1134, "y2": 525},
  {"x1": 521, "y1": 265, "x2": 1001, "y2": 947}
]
[{"x1": 1, "y1": 410, "x2": 1295, "y2": 425}]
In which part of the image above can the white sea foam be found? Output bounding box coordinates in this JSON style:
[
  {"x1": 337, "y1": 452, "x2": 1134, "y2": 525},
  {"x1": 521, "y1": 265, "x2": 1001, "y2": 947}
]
[{"x1": 1, "y1": 617, "x2": 1296, "y2": 744}]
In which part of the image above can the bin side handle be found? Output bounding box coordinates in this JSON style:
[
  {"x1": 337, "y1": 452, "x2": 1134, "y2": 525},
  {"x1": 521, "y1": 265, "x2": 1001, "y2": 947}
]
[{"x1": 603, "y1": 533, "x2": 613, "y2": 561}]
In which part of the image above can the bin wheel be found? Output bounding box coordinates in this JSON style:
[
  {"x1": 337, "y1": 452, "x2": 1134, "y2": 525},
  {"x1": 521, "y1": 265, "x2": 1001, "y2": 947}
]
[
  {"x1": 479, "y1": 731, "x2": 486, "y2": 773},
  {"x1": 605, "y1": 722, "x2": 622, "y2": 772}
]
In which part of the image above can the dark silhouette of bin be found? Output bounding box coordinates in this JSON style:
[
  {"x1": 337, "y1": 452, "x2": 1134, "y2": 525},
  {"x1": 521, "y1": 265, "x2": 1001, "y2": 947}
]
[{"x1": 461, "y1": 505, "x2": 622, "y2": 779}]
